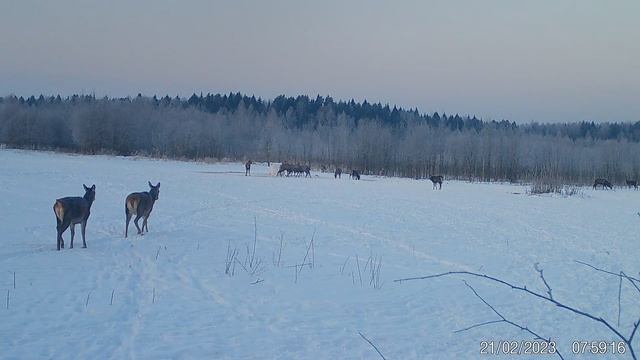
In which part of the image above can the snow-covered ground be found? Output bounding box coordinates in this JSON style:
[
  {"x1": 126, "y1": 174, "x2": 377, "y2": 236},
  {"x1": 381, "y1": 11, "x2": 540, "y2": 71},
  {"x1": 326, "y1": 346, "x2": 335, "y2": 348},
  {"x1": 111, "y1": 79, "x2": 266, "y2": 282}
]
[{"x1": 1, "y1": 149, "x2": 639, "y2": 359}]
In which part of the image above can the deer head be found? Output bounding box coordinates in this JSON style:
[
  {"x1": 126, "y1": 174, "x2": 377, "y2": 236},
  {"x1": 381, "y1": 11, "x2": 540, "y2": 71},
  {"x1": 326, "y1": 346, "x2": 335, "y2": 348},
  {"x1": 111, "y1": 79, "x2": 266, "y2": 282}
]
[
  {"x1": 148, "y1": 181, "x2": 160, "y2": 200},
  {"x1": 83, "y1": 184, "x2": 96, "y2": 202}
]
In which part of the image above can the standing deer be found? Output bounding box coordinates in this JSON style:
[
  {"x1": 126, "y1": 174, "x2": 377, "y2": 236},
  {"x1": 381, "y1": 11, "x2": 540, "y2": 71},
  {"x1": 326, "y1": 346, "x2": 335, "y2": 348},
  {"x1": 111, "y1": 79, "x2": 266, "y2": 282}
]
[
  {"x1": 245, "y1": 160, "x2": 252, "y2": 176},
  {"x1": 350, "y1": 170, "x2": 360, "y2": 180},
  {"x1": 53, "y1": 184, "x2": 96, "y2": 251},
  {"x1": 626, "y1": 179, "x2": 637, "y2": 189},
  {"x1": 429, "y1": 175, "x2": 443, "y2": 190},
  {"x1": 334, "y1": 167, "x2": 342, "y2": 179},
  {"x1": 304, "y1": 165, "x2": 311, "y2": 178},
  {"x1": 125, "y1": 182, "x2": 161, "y2": 237},
  {"x1": 593, "y1": 178, "x2": 612, "y2": 190}
]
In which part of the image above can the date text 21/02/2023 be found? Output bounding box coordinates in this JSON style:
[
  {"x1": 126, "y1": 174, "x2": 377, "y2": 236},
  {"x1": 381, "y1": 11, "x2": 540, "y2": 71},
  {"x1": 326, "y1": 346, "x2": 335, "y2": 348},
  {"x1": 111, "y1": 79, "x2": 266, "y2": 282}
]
[{"x1": 480, "y1": 340, "x2": 627, "y2": 356}]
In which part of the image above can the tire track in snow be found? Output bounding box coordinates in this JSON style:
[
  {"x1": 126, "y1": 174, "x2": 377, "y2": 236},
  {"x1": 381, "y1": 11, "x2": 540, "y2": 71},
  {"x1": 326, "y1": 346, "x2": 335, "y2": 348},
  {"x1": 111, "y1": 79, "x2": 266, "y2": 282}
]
[{"x1": 172, "y1": 188, "x2": 476, "y2": 273}]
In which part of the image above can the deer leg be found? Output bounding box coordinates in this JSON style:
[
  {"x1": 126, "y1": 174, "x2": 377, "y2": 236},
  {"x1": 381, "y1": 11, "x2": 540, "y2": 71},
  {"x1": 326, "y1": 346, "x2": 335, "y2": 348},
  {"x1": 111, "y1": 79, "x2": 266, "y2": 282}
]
[
  {"x1": 125, "y1": 212, "x2": 132, "y2": 238},
  {"x1": 58, "y1": 219, "x2": 70, "y2": 250},
  {"x1": 142, "y1": 216, "x2": 149, "y2": 233},
  {"x1": 56, "y1": 227, "x2": 62, "y2": 251},
  {"x1": 81, "y1": 220, "x2": 87, "y2": 248},
  {"x1": 134, "y1": 214, "x2": 143, "y2": 234},
  {"x1": 56, "y1": 218, "x2": 62, "y2": 251},
  {"x1": 70, "y1": 223, "x2": 75, "y2": 249}
]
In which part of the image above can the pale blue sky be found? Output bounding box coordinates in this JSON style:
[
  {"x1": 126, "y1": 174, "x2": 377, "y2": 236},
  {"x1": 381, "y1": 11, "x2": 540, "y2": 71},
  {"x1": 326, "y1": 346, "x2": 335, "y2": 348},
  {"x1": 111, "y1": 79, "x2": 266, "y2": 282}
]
[{"x1": 1, "y1": 0, "x2": 638, "y2": 123}]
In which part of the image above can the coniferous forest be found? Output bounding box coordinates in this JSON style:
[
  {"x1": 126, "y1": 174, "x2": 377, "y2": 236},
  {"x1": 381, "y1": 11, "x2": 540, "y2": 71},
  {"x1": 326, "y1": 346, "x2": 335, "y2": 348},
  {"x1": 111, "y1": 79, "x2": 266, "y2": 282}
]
[{"x1": 2, "y1": 93, "x2": 640, "y2": 184}]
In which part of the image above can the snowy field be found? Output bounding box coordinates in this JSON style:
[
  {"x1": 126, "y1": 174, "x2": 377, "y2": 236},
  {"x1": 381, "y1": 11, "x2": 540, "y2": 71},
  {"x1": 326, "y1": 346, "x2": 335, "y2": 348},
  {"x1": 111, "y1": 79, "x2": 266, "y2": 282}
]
[{"x1": 1, "y1": 149, "x2": 640, "y2": 359}]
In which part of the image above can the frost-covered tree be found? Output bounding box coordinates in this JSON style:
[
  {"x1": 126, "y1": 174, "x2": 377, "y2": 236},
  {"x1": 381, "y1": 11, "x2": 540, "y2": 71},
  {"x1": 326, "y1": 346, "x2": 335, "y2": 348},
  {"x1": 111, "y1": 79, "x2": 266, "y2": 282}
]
[{"x1": 1, "y1": 93, "x2": 640, "y2": 185}]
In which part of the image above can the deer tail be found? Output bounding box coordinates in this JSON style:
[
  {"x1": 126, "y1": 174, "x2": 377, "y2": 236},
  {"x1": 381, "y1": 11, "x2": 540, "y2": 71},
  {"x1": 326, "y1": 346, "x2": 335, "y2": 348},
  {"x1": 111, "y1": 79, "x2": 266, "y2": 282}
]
[
  {"x1": 126, "y1": 197, "x2": 138, "y2": 216},
  {"x1": 53, "y1": 201, "x2": 64, "y2": 223}
]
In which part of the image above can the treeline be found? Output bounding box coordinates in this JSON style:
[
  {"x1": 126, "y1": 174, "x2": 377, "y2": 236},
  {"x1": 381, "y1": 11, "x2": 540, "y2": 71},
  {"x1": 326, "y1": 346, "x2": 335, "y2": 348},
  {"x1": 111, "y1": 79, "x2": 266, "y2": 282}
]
[{"x1": 1, "y1": 93, "x2": 639, "y2": 184}]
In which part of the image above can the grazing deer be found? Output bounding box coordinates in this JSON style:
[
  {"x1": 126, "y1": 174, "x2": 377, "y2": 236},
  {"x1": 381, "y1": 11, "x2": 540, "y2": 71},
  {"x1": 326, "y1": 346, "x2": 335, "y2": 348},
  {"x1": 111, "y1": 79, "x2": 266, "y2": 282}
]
[
  {"x1": 277, "y1": 163, "x2": 291, "y2": 176},
  {"x1": 53, "y1": 184, "x2": 96, "y2": 250},
  {"x1": 626, "y1": 179, "x2": 638, "y2": 189},
  {"x1": 593, "y1": 178, "x2": 612, "y2": 190},
  {"x1": 245, "y1": 160, "x2": 252, "y2": 176},
  {"x1": 429, "y1": 175, "x2": 443, "y2": 190},
  {"x1": 335, "y1": 167, "x2": 342, "y2": 179},
  {"x1": 125, "y1": 182, "x2": 161, "y2": 237},
  {"x1": 350, "y1": 170, "x2": 360, "y2": 180},
  {"x1": 292, "y1": 164, "x2": 301, "y2": 177}
]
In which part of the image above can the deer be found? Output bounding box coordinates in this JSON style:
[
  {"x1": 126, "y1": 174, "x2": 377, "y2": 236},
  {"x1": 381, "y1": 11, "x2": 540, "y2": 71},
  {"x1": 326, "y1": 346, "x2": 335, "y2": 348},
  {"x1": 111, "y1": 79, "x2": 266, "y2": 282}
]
[
  {"x1": 53, "y1": 184, "x2": 96, "y2": 251},
  {"x1": 293, "y1": 165, "x2": 300, "y2": 177},
  {"x1": 626, "y1": 179, "x2": 637, "y2": 189},
  {"x1": 277, "y1": 163, "x2": 292, "y2": 176},
  {"x1": 304, "y1": 165, "x2": 311, "y2": 178},
  {"x1": 125, "y1": 182, "x2": 161, "y2": 237},
  {"x1": 334, "y1": 167, "x2": 342, "y2": 179},
  {"x1": 350, "y1": 170, "x2": 360, "y2": 180},
  {"x1": 429, "y1": 175, "x2": 443, "y2": 190},
  {"x1": 593, "y1": 178, "x2": 612, "y2": 190},
  {"x1": 245, "y1": 160, "x2": 252, "y2": 176}
]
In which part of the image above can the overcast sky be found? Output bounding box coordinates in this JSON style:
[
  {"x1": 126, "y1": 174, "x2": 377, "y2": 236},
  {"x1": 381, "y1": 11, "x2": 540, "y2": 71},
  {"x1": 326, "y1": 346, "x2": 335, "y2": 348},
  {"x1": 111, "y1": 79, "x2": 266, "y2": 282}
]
[{"x1": 1, "y1": 0, "x2": 638, "y2": 123}]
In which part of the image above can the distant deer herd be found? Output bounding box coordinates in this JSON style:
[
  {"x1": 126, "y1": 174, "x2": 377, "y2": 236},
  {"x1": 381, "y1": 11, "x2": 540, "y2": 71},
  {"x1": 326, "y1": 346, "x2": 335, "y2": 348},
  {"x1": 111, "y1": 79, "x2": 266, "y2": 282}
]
[
  {"x1": 52, "y1": 160, "x2": 636, "y2": 251},
  {"x1": 277, "y1": 163, "x2": 311, "y2": 177}
]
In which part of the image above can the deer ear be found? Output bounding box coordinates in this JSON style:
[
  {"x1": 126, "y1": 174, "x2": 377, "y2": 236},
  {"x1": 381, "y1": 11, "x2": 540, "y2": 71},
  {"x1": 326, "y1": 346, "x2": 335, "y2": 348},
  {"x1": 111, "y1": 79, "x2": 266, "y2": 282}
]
[
  {"x1": 156, "y1": 182, "x2": 160, "y2": 188},
  {"x1": 148, "y1": 181, "x2": 153, "y2": 188},
  {"x1": 83, "y1": 184, "x2": 89, "y2": 191},
  {"x1": 91, "y1": 184, "x2": 96, "y2": 190}
]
